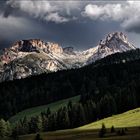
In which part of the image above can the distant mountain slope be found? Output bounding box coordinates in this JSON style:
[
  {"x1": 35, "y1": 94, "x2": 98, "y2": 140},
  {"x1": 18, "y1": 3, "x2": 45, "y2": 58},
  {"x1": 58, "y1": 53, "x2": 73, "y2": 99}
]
[
  {"x1": 0, "y1": 32, "x2": 136, "y2": 82},
  {"x1": 9, "y1": 95, "x2": 80, "y2": 124},
  {"x1": 0, "y1": 48, "x2": 140, "y2": 120}
]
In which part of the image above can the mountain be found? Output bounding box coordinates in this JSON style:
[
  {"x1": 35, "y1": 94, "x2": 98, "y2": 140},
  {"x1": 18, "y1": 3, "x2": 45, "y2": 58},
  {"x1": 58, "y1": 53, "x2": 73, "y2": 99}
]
[
  {"x1": 0, "y1": 32, "x2": 136, "y2": 82},
  {"x1": 82, "y1": 32, "x2": 136, "y2": 63},
  {"x1": 1, "y1": 48, "x2": 140, "y2": 120}
]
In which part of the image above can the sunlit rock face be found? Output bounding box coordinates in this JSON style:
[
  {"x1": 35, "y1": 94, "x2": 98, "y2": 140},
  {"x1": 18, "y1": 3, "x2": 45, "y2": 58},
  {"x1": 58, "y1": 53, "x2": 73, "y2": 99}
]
[
  {"x1": 0, "y1": 32, "x2": 136, "y2": 82},
  {"x1": 11, "y1": 39, "x2": 63, "y2": 54},
  {"x1": 86, "y1": 32, "x2": 136, "y2": 63}
]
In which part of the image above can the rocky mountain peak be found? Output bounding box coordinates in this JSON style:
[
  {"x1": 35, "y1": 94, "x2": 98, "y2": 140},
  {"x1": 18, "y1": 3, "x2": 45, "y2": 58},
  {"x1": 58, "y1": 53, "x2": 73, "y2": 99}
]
[
  {"x1": 0, "y1": 32, "x2": 137, "y2": 82},
  {"x1": 86, "y1": 32, "x2": 136, "y2": 64},
  {"x1": 98, "y1": 32, "x2": 136, "y2": 53},
  {"x1": 11, "y1": 39, "x2": 63, "y2": 54}
]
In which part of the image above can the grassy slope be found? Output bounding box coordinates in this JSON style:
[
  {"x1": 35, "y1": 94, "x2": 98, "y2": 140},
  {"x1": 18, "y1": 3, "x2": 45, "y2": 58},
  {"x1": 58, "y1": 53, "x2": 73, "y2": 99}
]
[
  {"x1": 9, "y1": 95, "x2": 80, "y2": 123},
  {"x1": 19, "y1": 128, "x2": 140, "y2": 140},
  {"x1": 18, "y1": 107, "x2": 140, "y2": 140},
  {"x1": 78, "y1": 107, "x2": 140, "y2": 129}
]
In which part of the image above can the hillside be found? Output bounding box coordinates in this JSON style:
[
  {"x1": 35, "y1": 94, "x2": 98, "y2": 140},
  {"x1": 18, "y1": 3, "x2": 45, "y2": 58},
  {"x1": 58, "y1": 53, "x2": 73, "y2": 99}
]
[
  {"x1": 1, "y1": 49, "x2": 140, "y2": 139},
  {"x1": 1, "y1": 49, "x2": 140, "y2": 120},
  {"x1": 9, "y1": 95, "x2": 80, "y2": 124},
  {"x1": 18, "y1": 107, "x2": 140, "y2": 140},
  {"x1": 78, "y1": 107, "x2": 140, "y2": 129}
]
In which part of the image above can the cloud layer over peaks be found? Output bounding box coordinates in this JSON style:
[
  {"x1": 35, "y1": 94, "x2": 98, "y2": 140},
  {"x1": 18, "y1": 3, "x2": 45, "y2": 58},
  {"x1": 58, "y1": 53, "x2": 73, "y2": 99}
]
[
  {"x1": 1, "y1": 0, "x2": 140, "y2": 50},
  {"x1": 6, "y1": 0, "x2": 81, "y2": 23},
  {"x1": 82, "y1": 1, "x2": 140, "y2": 33}
]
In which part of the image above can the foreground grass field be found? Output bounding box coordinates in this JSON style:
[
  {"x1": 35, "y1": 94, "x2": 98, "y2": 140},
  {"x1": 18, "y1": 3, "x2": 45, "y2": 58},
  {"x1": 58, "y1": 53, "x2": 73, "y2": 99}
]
[
  {"x1": 78, "y1": 107, "x2": 140, "y2": 129},
  {"x1": 9, "y1": 95, "x2": 80, "y2": 123},
  {"x1": 18, "y1": 107, "x2": 140, "y2": 140}
]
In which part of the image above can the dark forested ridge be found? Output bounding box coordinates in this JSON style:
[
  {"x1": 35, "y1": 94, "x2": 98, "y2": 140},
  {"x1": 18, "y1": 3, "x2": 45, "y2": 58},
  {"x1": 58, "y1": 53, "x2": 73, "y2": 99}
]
[{"x1": 0, "y1": 49, "x2": 140, "y2": 121}]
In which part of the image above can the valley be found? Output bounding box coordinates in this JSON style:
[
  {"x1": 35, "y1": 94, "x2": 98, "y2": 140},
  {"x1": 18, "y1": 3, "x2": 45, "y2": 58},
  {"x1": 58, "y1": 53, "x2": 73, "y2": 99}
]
[
  {"x1": 15, "y1": 108, "x2": 140, "y2": 140},
  {"x1": 1, "y1": 1, "x2": 140, "y2": 139},
  {"x1": 0, "y1": 32, "x2": 140, "y2": 140}
]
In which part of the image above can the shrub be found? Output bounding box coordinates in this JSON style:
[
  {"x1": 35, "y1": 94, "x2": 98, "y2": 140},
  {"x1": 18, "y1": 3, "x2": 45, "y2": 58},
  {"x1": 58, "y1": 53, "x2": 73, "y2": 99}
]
[
  {"x1": 125, "y1": 128, "x2": 128, "y2": 131},
  {"x1": 111, "y1": 125, "x2": 115, "y2": 133},
  {"x1": 99, "y1": 123, "x2": 106, "y2": 138},
  {"x1": 121, "y1": 129, "x2": 126, "y2": 136},
  {"x1": 35, "y1": 133, "x2": 43, "y2": 140},
  {"x1": 117, "y1": 128, "x2": 126, "y2": 136}
]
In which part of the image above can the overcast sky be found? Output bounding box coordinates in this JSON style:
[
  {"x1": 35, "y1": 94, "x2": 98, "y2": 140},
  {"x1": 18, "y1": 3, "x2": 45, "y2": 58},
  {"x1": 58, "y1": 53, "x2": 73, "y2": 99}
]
[{"x1": 0, "y1": 0, "x2": 140, "y2": 50}]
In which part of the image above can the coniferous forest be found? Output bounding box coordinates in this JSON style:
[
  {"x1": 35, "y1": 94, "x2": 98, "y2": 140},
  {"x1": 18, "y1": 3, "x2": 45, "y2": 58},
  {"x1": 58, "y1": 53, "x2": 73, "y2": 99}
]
[{"x1": 0, "y1": 49, "x2": 140, "y2": 137}]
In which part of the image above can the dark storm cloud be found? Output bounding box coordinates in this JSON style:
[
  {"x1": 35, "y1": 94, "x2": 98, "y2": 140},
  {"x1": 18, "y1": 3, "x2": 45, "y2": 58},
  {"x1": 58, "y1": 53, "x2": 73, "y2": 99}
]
[
  {"x1": 0, "y1": 0, "x2": 140, "y2": 50},
  {"x1": 0, "y1": 39, "x2": 12, "y2": 49},
  {"x1": 82, "y1": 1, "x2": 140, "y2": 35},
  {"x1": 3, "y1": 3, "x2": 14, "y2": 18},
  {"x1": 0, "y1": 15, "x2": 121, "y2": 50},
  {"x1": 122, "y1": 20, "x2": 140, "y2": 34},
  {"x1": 5, "y1": 0, "x2": 85, "y2": 23},
  {"x1": 43, "y1": 20, "x2": 121, "y2": 50}
]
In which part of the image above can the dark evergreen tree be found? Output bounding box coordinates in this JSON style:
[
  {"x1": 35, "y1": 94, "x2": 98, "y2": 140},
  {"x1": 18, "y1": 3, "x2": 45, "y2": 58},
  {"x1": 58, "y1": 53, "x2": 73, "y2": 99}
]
[
  {"x1": 46, "y1": 108, "x2": 51, "y2": 117},
  {"x1": 77, "y1": 103, "x2": 86, "y2": 126},
  {"x1": 28, "y1": 116, "x2": 42, "y2": 133},
  {"x1": 67, "y1": 100, "x2": 72, "y2": 110},
  {"x1": 0, "y1": 119, "x2": 7, "y2": 137},
  {"x1": 41, "y1": 115, "x2": 48, "y2": 132},
  {"x1": 35, "y1": 133, "x2": 43, "y2": 140},
  {"x1": 62, "y1": 107, "x2": 70, "y2": 129},
  {"x1": 99, "y1": 123, "x2": 106, "y2": 138},
  {"x1": 111, "y1": 125, "x2": 115, "y2": 133}
]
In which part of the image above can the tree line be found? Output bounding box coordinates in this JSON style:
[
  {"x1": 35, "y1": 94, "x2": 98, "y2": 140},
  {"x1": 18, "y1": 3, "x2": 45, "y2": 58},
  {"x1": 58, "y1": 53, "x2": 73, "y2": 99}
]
[
  {"x1": 0, "y1": 48, "x2": 140, "y2": 137},
  {"x1": 0, "y1": 49, "x2": 140, "y2": 121},
  {"x1": 0, "y1": 85, "x2": 138, "y2": 138}
]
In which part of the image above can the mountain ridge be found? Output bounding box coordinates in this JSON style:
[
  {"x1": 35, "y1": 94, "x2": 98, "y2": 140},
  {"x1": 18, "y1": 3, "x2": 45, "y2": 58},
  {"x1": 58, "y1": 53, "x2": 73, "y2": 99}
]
[{"x1": 0, "y1": 32, "x2": 136, "y2": 82}]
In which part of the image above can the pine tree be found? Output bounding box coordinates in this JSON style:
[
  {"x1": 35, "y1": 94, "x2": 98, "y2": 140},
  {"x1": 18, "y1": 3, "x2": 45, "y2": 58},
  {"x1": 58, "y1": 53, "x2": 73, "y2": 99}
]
[
  {"x1": 111, "y1": 125, "x2": 115, "y2": 133},
  {"x1": 99, "y1": 93, "x2": 117, "y2": 118},
  {"x1": 41, "y1": 114, "x2": 48, "y2": 132},
  {"x1": 5, "y1": 121, "x2": 12, "y2": 137},
  {"x1": 48, "y1": 114, "x2": 57, "y2": 131},
  {"x1": 67, "y1": 100, "x2": 72, "y2": 110},
  {"x1": 28, "y1": 116, "x2": 42, "y2": 133},
  {"x1": 107, "y1": 94, "x2": 117, "y2": 115},
  {"x1": 86, "y1": 101, "x2": 94, "y2": 122},
  {"x1": 90, "y1": 101, "x2": 97, "y2": 121},
  {"x1": 11, "y1": 126, "x2": 19, "y2": 140},
  {"x1": 35, "y1": 133, "x2": 43, "y2": 140},
  {"x1": 21, "y1": 116, "x2": 29, "y2": 134},
  {"x1": 0, "y1": 119, "x2": 7, "y2": 137},
  {"x1": 46, "y1": 108, "x2": 51, "y2": 117},
  {"x1": 70, "y1": 104, "x2": 79, "y2": 128},
  {"x1": 62, "y1": 108, "x2": 70, "y2": 129},
  {"x1": 99, "y1": 123, "x2": 106, "y2": 138},
  {"x1": 67, "y1": 101, "x2": 73, "y2": 128},
  {"x1": 77, "y1": 103, "x2": 86, "y2": 126},
  {"x1": 36, "y1": 116, "x2": 43, "y2": 132}
]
